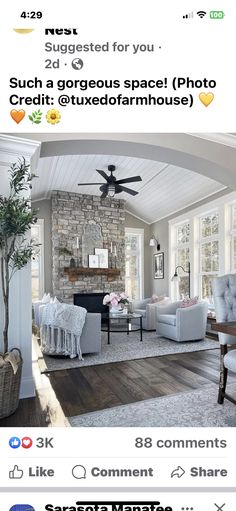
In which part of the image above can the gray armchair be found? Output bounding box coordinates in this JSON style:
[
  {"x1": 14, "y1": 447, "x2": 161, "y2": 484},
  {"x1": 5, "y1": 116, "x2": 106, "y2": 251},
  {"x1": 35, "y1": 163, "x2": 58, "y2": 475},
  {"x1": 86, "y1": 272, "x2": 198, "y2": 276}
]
[
  {"x1": 80, "y1": 312, "x2": 101, "y2": 354},
  {"x1": 212, "y1": 274, "x2": 236, "y2": 404},
  {"x1": 156, "y1": 300, "x2": 208, "y2": 342},
  {"x1": 130, "y1": 297, "x2": 170, "y2": 330}
]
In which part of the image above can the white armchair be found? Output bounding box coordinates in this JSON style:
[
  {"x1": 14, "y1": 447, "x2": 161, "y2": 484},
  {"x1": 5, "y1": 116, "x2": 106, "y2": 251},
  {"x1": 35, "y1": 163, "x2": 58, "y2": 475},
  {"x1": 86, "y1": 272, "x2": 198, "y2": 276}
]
[
  {"x1": 156, "y1": 300, "x2": 208, "y2": 342},
  {"x1": 130, "y1": 297, "x2": 170, "y2": 330}
]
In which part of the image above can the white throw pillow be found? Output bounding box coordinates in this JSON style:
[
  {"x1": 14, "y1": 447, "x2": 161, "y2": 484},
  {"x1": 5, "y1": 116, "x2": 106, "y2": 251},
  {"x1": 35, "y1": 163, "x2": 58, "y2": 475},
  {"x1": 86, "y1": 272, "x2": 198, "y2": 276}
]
[{"x1": 41, "y1": 293, "x2": 51, "y2": 304}]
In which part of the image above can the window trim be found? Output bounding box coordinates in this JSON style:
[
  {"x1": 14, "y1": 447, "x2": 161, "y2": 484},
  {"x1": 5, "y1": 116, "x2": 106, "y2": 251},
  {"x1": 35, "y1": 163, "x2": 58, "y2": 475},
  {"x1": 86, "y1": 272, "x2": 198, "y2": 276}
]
[
  {"x1": 198, "y1": 211, "x2": 219, "y2": 302},
  {"x1": 32, "y1": 219, "x2": 45, "y2": 301},
  {"x1": 230, "y1": 203, "x2": 236, "y2": 273},
  {"x1": 125, "y1": 227, "x2": 144, "y2": 300}
]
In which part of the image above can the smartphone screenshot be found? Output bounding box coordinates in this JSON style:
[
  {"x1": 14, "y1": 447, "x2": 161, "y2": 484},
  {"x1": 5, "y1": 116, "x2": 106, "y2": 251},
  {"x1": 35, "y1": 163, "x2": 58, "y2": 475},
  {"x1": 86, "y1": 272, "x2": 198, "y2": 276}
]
[{"x1": 0, "y1": 1, "x2": 236, "y2": 510}]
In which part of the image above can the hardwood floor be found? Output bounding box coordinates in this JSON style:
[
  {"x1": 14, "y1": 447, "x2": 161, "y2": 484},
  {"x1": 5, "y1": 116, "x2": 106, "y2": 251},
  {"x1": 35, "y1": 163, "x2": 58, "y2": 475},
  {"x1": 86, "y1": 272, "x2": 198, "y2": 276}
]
[{"x1": 2, "y1": 346, "x2": 234, "y2": 427}]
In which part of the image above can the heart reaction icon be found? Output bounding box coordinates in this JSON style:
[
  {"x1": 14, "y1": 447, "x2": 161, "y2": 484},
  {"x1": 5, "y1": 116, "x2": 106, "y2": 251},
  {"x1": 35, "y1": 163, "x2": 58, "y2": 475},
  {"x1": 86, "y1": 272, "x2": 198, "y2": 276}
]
[
  {"x1": 21, "y1": 437, "x2": 33, "y2": 449},
  {"x1": 10, "y1": 109, "x2": 26, "y2": 124}
]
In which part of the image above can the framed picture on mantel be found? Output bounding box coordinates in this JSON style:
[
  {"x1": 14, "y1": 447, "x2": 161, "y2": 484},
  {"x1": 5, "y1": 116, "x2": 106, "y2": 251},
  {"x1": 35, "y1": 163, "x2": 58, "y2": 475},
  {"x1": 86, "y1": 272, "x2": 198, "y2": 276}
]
[
  {"x1": 154, "y1": 252, "x2": 164, "y2": 279},
  {"x1": 95, "y1": 248, "x2": 108, "y2": 268},
  {"x1": 89, "y1": 254, "x2": 99, "y2": 268}
]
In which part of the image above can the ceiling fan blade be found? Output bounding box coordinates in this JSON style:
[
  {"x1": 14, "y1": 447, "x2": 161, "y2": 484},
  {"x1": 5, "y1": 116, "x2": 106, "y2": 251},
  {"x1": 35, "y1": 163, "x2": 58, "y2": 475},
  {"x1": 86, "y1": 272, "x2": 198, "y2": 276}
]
[
  {"x1": 96, "y1": 169, "x2": 110, "y2": 181},
  {"x1": 77, "y1": 182, "x2": 103, "y2": 186},
  {"x1": 100, "y1": 191, "x2": 107, "y2": 199},
  {"x1": 115, "y1": 176, "x2": 142, "y2": 185},
  {"x1": 116, "y1": 185, "x2": 139, "y2": 196}
]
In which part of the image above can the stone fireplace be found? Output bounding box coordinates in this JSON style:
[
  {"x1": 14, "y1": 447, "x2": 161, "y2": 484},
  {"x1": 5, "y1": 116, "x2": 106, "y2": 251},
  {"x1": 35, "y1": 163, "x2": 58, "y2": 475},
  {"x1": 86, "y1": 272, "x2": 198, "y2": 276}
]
[{"x1": 52, "y1": 191, "x2": 126, "y2": 302}]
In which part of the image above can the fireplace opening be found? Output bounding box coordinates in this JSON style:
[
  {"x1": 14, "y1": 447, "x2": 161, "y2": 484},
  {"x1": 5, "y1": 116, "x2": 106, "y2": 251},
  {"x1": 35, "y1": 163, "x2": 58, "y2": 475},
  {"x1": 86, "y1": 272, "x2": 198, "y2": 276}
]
[{"x1": 73, "y1": 292, "x2": 109, "y2": 314}]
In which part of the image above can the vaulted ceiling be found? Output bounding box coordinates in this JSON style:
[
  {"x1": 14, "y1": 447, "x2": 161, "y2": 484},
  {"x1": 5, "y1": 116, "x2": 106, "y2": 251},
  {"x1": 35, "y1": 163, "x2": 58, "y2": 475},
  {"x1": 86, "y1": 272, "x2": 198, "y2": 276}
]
[{"x1": 33, "y1": 153, "x2": 226, "y2": 224}]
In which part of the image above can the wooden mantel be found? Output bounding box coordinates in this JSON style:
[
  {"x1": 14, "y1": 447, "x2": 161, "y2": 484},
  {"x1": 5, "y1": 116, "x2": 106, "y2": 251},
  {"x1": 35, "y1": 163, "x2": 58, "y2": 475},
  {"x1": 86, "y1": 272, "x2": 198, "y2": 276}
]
[{"x1": 64, "y1": 267, "x2": 120, "y2": 282}]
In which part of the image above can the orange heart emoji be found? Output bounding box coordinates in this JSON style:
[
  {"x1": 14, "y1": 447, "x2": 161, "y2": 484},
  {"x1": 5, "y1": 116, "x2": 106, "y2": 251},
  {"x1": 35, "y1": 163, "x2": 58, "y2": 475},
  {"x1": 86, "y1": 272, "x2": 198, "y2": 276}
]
[
  {"x1": 10, "y1": 109, "x2": 26, "y2": 124},
  {"x1": 199, "y1": 92, "x2": 214, "y2": 107}
]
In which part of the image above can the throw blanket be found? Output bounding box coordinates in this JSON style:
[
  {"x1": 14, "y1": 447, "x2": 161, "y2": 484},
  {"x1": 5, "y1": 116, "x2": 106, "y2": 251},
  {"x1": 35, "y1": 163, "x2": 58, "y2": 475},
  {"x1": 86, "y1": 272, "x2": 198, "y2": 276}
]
[
  {"x1": 40, "y1": 303, "x2": 87, "y2": 359},
  {"x1": 0, "y1": 350, "x2": 21, "y2": 374}
]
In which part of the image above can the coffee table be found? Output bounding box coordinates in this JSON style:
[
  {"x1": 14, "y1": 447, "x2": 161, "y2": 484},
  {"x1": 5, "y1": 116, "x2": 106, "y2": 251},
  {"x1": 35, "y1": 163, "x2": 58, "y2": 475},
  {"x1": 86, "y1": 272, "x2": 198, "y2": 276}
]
[{"x1": 101, "y1": 312, "x2": 143, "y2": 345}]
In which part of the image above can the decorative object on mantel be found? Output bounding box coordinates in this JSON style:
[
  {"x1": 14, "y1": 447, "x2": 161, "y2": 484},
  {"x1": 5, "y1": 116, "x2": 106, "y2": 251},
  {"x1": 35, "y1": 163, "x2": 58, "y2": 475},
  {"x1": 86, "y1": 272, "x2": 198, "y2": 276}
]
[
  {"x1": 149, "y1": 235, "x2": 160, "y2": 251},
  {"x1": 154, "y1": 252, "x2": 164, "y2": 279},
  {"x1": 95, "y1": 248, "x2": 108, "y2": 268},
  {"x1": 110, "y1": 242, "x2": 118, "y2": 269},
  {"x1": 103, "y1": 292, "x2": 130, "y2": 314},
  {"x1": 58, "y1": 247, "x2": 77, "y2": 269},
  {"x1": 64, "y1": 267, "x2": 120, "y2": 282},
  {"x1": 58, "y1": 247, "x2": 73, "y2": 257},
  {"x1": 89, "y1": 254, "x2": 99, "y2": 268},
  {"x1": 70, "y1": 258, "x2": 76, "y2": 269},
  {"x1": 114, "y1": 244, "x2": 117, "y2": 268},
  {"x1": 82, "y1": 224, "x2": 103, "y2": 268},
  {"x1": 75, "y1": 236, "x2": 81, "y2": 267}
]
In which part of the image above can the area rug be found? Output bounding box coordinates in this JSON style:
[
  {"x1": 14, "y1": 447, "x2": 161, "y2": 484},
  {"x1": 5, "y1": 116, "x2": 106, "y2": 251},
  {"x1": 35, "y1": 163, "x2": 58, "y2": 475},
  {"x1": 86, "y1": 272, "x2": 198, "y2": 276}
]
[
  {"x1": 41, "y1": 331, "x2": 218, "y2": 373},
  {"x1": 69, "y1": 382, "x2": 236, "y2": 427}
]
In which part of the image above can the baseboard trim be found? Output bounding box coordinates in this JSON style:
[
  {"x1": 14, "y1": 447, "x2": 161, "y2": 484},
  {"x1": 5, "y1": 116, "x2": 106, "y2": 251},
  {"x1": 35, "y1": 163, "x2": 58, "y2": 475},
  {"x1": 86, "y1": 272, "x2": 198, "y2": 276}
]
[{"x1": 20, "y1": 376, "x2": 35, "y2": 399}]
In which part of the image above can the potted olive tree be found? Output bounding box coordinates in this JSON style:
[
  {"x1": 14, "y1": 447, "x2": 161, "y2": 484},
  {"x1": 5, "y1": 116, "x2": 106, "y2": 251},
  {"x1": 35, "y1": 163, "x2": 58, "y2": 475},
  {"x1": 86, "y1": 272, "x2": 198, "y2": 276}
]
[{"x1": 0, "y1": 158, "x2": 37, "y2": 419}]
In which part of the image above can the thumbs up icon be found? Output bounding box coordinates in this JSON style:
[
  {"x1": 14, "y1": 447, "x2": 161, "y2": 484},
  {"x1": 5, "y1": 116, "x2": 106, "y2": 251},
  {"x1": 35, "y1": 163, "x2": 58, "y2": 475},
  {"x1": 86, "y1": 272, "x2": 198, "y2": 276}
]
[{"x1": 9, "y1": 465, "x2": 24, "y2": 479}]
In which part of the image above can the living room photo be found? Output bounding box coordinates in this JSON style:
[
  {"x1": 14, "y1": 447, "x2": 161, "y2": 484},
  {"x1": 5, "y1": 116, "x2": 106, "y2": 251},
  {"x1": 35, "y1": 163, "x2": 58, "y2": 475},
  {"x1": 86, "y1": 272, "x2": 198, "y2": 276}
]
[{"x1": 0, "y1": 132, "x2": 236, "y2": 427}]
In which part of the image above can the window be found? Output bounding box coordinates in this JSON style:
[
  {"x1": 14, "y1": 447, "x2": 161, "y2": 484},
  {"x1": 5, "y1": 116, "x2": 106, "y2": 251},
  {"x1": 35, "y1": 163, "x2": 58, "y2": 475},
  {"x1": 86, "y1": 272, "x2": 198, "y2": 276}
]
[
  {"x1": 175, "y1": 222, "x2": 190, "y2": 297},
  {"x1": 170, "y1": 192, "x2": 236, "y2": 305},
  {"x1": 231, "y1": 205, "x2": 236, "y2": 272},
  {"x1": 199, "y1": 212, "x2": 219, "y2": 303},
  {"x1": 125, "y1": 228, "x2": 144, "y2": 300},
  {"x1": 31, "y1": 220, "x2": 44, "y2": 301}
]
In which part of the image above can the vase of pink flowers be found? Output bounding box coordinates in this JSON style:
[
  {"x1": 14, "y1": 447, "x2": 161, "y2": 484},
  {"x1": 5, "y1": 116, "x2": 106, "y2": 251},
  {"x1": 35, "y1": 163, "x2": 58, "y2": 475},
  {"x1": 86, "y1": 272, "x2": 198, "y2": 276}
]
[{"x1": 103, "y1": 292, "x2": 130, "y2": 314}]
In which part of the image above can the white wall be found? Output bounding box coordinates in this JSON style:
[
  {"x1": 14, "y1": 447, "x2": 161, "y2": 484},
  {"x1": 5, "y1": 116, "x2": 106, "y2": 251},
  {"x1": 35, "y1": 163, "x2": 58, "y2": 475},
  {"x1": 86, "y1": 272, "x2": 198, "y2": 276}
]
[
  {"x1": 0, "y1": 135, "x2": 41, "y2": 398},
  {"x1": 125, "y1": 212, "x2": 152, "y2": 297}
]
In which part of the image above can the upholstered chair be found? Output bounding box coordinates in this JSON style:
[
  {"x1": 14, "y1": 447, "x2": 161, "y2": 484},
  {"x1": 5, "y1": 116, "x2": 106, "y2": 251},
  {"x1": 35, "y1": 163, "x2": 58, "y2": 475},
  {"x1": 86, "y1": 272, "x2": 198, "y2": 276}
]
[
  {"x1": 130, "y1": 297, "x2": 170, "y2": 330},
  {"x1": 212, "y1": 274, "x2": 236, "y2": 404},
  {"x1": 156, "y1": 300, "x2": 208, "y2": 342}
]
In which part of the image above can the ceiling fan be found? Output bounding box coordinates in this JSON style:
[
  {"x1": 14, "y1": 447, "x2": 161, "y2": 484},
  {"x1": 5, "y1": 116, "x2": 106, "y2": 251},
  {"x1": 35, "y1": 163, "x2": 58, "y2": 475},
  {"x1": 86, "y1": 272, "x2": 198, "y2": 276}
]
[{"x1": 77, "y1": 164, "x2": 142, "y2": 198}]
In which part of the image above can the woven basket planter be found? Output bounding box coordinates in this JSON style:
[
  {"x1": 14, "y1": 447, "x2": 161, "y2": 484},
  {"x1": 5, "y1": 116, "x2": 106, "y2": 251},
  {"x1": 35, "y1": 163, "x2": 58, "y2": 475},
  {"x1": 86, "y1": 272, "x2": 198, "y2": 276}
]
[{"x1": 0, "y1": 348, "x2": 23, "y2": 420}]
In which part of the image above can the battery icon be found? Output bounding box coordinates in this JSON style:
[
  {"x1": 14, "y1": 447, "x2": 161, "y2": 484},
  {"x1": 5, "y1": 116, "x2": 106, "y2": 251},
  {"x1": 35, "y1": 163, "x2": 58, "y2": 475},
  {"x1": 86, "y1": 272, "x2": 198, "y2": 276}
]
[{"x1": 210, "y1": 11, "x2": 225, "y2": 19}]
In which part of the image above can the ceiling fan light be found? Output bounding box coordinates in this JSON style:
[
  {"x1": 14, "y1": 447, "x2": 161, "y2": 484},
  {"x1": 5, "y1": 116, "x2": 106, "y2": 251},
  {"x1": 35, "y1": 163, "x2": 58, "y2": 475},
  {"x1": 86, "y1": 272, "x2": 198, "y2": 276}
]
[{"x1": 107, "y1": 185, "x2": 116, "y2": 198}]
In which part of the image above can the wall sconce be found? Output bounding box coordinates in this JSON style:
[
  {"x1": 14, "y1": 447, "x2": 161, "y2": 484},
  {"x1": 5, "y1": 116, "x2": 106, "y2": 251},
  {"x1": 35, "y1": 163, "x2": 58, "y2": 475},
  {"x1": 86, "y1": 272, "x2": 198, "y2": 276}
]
[
  {"x1": 171, "y1": 262, "x2": 191, "y2": 297},
  {"x1": 149, "y1": 236, "x2": 160, "y2": 251}
]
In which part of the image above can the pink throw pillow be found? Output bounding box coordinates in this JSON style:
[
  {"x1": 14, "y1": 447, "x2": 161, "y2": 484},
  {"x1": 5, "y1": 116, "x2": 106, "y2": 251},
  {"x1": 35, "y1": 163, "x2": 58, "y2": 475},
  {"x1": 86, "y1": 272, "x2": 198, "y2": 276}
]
[
  {"x1": 180, "y1": 296, "x2": 199, "y2": 308},
  {"x1": 150, "y1": 294, "x2": 165, "y2": 303}
]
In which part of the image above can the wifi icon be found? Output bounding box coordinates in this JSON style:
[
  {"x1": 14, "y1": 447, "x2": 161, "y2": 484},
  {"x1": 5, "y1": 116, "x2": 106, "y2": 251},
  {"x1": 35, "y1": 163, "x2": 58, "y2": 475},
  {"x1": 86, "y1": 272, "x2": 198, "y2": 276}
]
[{"x1": 197, "y1": 10, "x2": 207, "y2": 18}]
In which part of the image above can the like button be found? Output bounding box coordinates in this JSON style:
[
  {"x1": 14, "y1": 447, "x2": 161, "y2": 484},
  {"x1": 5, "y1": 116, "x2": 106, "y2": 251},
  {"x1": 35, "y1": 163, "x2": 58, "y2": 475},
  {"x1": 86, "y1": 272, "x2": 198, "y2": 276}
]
[{"x1": 9, "y1": 465, "x2": 24, "y2": 479}]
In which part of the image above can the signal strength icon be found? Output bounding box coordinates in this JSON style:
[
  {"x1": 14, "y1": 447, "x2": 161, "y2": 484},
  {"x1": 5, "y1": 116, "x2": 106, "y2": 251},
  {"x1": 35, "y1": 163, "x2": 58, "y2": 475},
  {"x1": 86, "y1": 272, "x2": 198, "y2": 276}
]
[
  {"x1": 183, "y1": 12, "x2": 194, "y2": 19},
  {"x1": 197, "y1": 10, "x2": 207, "y2": 18}
]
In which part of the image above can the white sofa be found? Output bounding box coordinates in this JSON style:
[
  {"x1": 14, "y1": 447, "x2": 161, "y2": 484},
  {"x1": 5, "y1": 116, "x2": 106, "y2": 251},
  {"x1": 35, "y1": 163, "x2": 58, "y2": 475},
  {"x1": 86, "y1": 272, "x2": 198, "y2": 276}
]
[
  {"x1": 156, "y1": 300, "x2": 208, "y2": 342},
  {"x1": 130, "y1": 297, "x2": 171, "y2": 330}
]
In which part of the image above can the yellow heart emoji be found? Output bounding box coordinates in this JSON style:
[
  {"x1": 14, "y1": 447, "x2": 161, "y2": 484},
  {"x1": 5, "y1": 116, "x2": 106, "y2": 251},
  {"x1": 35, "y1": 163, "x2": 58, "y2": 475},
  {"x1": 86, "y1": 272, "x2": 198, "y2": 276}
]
[{"x1": 199, "y1": 92, "x2": 214, "y2": 107}]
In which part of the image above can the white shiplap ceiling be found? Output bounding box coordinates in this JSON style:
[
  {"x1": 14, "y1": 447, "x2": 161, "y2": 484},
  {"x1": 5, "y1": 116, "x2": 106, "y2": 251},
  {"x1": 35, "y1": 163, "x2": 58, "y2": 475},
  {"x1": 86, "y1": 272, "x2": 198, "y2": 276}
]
[{"x1": 33, "y1": 154, "x2": 226, "y2": 224}]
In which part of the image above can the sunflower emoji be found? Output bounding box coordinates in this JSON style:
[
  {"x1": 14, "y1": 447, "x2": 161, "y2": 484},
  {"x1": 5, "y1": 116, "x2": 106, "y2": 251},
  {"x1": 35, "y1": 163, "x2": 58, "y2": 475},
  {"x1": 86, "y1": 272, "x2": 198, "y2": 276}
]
[{"x1": 46, "y1": 109, "x2": 61, "y2": 124}]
